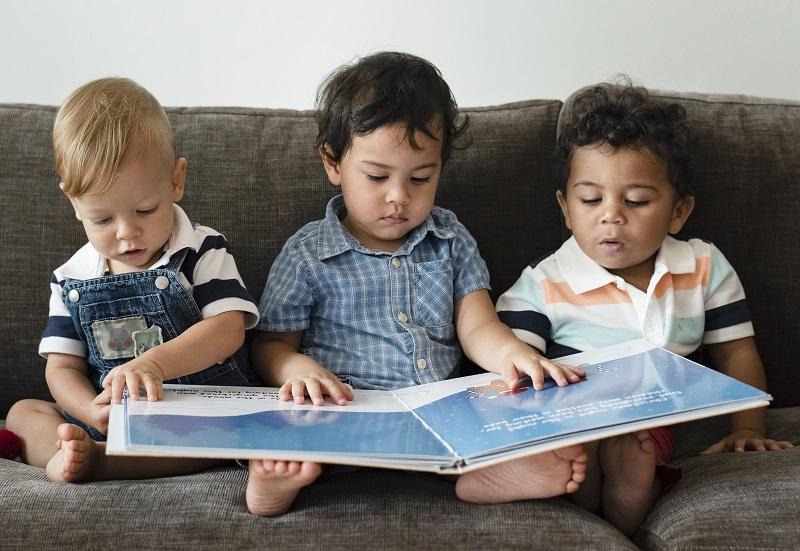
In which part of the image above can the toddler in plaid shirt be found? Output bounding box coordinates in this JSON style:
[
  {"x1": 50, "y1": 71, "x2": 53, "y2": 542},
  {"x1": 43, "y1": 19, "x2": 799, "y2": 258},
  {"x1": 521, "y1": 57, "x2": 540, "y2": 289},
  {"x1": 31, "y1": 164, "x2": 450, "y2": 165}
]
[{"x1": 245, "y1": 51, "x2": 588, "y2": 516}]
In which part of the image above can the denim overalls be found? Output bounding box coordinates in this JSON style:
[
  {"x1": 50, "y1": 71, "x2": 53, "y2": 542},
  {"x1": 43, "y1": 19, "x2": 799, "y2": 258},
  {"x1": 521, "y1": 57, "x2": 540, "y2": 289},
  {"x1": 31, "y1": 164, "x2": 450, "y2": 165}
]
[{"x1": 61, "y1": 247, "x2": 254, "y2": 440}]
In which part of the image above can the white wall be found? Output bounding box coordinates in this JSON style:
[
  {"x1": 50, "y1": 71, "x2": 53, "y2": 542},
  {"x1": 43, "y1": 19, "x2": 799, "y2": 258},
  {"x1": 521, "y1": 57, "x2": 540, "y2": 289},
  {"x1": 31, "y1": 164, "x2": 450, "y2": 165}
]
[{"x1": 2, "y1": 0, "x2": 799, "y2": 108}]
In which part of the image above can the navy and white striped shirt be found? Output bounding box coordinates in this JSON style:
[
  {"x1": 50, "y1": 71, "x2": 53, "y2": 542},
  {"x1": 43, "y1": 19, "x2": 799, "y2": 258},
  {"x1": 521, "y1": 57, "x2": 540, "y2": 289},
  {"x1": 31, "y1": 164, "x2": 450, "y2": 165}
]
[
  {"x1": 40, "y1": 205, "x2": 259, "y2": 359},
  {"x1": 257, "y1": 195, "x2": 490, "y2": 391}
]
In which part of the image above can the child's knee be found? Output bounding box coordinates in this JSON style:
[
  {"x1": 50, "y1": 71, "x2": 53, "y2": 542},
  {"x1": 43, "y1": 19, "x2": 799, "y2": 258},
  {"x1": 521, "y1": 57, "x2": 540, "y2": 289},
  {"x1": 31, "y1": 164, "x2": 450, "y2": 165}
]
[{"x1": 6, "y1": 399, "x2": 59, "y2": 431}]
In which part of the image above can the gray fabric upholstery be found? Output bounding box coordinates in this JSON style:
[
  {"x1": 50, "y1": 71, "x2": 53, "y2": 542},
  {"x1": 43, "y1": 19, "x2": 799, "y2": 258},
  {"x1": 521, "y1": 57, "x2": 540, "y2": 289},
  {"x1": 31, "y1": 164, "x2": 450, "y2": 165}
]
[{"x1": 0, "y1": 92, "x2": 798, "y2": 548}]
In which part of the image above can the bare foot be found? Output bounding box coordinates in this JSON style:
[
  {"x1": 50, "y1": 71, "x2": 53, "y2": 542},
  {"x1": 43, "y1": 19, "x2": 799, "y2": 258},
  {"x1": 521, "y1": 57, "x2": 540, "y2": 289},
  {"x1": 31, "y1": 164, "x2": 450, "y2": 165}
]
[
  {"x1": 246, "y1": 460, "x2": 322, "y2": 516},
  {"x1": 45, "y1": 424, "x2": 99, "y2": 482},
  {"x1": 454, "y1": 445, "x2": 587, "y2": 504},
  {"x1": 599, "y1": 431, "x2": 658, "y2": 536}
]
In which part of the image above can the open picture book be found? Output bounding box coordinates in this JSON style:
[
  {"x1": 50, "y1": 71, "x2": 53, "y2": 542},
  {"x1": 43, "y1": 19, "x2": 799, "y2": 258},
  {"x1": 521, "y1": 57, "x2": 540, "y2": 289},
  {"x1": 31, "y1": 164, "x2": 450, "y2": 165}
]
[{"x1": 106, "y1": 340, "x2": 771, "y2": 474}]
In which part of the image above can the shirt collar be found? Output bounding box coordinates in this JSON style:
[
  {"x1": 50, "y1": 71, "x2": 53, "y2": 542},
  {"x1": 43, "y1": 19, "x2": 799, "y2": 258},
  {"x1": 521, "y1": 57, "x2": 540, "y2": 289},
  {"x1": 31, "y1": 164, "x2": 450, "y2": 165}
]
[
  {"x1": 555, "y1": 235, "x2": 696, "y2": 295},
  {"x1": 153, "y1": 204, "x2": 200, "y2": 267},
  {"x1": 316, "y1": 195, "x2": 455, "y2": 260},
  {"x1": 59, "y1": 204, "x2": 195, "y2": 279}
]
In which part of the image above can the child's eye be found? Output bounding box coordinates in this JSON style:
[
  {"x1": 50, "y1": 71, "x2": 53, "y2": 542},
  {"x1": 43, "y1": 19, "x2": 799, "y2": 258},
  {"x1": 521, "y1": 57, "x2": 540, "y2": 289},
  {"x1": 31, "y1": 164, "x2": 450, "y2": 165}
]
[
  {"x1": 92, "y1": 218, "x2": 112, "y2": 226},
  {"x1": 625, "y1": 200, "x2": 650, "y2": 207},
  {"x1": 580, "y1": 198, "x2": 601, "y2": 205},
  {"x1": 367, "y1": 174, "x2": 388, "y2": 183},
  {"x1": 410, "y1": 176, "x2": 430, "y2": 184},
  {"x1": 137, "y1": 206, "x2": 158, "y2": 215}
]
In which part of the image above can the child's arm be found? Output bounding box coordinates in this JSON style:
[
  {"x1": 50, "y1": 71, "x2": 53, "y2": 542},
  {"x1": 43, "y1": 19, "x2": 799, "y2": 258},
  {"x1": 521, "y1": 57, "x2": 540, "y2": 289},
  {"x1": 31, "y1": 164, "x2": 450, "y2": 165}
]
[
  {"x1": 102, "y1": 311, "x2": 246, "y2": 403},
  {"x1": 454, "y1": 289, "x2": 584, "y2": 390},
  {"x1": 45, "y1": 353, "x2": 112, "y2": 434},
  {"x1": 702, "y1": 336, "x2": 793, "y2": 453},
  {"x1": 251, "y1": 331, "x2": 353, "y2": 406}
]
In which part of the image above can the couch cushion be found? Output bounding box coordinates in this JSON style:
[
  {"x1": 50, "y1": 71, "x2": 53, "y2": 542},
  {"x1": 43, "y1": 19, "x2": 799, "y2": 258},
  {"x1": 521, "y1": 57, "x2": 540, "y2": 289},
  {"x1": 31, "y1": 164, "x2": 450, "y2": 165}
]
[
  {"x1": 559, "y1": 91, "x2": 800, "y2": 408},
  {"x1": 0, "y1": 460, "x2": 638, "y2": 550}
]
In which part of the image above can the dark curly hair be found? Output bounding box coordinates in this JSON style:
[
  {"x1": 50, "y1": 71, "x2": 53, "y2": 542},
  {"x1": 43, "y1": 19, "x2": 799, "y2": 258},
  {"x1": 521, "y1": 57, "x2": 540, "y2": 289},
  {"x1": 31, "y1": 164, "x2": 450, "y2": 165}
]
[
  {"x1": 315, "y1": 51, "x2": 469, "y2": 164},
  {"x1": 556, "y1": 81, "x2": 692, "y2": 197}
]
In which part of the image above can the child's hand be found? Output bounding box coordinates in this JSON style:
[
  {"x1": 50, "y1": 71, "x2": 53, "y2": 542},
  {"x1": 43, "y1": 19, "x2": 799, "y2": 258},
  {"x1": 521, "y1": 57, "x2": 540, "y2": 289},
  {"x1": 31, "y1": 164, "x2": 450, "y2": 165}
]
[
  {"x1": 102, "y1": 356, "x2": 166, "y2": 404},
  {"x1": 87, "y1": 388, "x2": 112, "y2": 435},
  {"x1": 702, "y1": 429, "x2": 794, "y2": 454},
  {"x1": 279, "y1": 363, "x2": 354, "y2": 406},
  {"x1": 497, "y1": 344, "x2": 585, "y2": 391}
]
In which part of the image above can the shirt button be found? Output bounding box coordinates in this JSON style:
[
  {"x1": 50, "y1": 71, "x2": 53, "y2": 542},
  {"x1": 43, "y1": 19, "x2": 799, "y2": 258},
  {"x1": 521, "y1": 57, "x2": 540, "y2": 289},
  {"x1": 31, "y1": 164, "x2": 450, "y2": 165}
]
[
  {"x1": 417, "y1": 358, "x2": 427, "y2": 370},
  {"x1": 67, "y1": 289, "x2": 80, "y2": 303},
  {"x1": 155, "y1": 276, "x2": 170, "y2": 290},
  {"x1": 391, "y1": 258, "x2": 401, "y2": 268},
  {"x1": 397, "y1": 312, "x2": 409, "y2": 323}
]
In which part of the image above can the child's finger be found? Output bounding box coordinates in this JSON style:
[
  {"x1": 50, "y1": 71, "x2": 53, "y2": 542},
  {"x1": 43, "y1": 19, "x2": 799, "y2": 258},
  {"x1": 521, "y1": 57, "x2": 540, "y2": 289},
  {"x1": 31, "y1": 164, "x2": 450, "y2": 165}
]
[
  {"x1": 498, "y1": 366, "x2": 520, "y2": 389},
  {"x1": 340, "y1": 383, "x2": 354, "y2": 401},
  {"x1": 559, "y1": 362, "x2": 586, "y2": 380},
  {"x1": 111, "y1": 376, "x2": 126, "y2": 404},
  {"x1": 144, "y1": 377, "x2": 160, "y2": 402},
  {"x1": 127, "y1": 374, "x2": 141, "y2": 401},
  {"x1": 279, "y1": 382, "x2": 293, "y2": 402},
  {"x1": 520, "y1": 364, "x2": 545, "y2": 390},
  {"x1": 291, "y1": 380, "x2": 308, "y2": 404},
  {"x1": 101, "y1": 369, "x2": 116, "y2": 389},
  {"x1": 322, "y1": 379, "x2": 349, "y2": 405},
  {"x1": 539, "y1": 361, "x2": 569, "y2": 387},
  {"x1": 304, "y1": 379, "x2": 325, "y2": 406}
]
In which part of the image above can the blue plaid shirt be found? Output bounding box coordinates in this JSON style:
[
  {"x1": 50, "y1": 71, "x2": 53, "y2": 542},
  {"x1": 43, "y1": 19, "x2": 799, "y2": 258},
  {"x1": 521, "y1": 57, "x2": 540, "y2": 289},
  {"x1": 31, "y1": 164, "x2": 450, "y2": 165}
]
[{"x1": 257, "y1": 195, "x2": 490, "y2": 390}]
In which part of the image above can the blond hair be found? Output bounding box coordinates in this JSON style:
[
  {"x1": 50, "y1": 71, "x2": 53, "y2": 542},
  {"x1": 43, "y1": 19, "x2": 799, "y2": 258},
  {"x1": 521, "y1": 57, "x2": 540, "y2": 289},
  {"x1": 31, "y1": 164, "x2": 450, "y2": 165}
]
[{"x1": 53, "y1": 77, "x2": 176, "y2": 196}]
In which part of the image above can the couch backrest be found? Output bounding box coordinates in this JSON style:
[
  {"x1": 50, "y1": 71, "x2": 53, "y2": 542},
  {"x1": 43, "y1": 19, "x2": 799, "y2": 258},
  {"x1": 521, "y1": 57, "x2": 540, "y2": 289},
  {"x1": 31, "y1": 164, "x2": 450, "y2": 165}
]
[
  {"x1": 1, "y1": 93, "x2": 797, "y2": 415},
  {"x1": 0, "y1": 100, "x2": 565, "y2": 416}
]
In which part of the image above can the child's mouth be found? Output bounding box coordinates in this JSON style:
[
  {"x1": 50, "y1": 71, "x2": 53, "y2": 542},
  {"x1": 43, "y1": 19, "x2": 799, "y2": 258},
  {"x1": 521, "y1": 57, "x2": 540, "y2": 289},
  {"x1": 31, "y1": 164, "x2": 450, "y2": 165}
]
[
  {"x1": 599, "y1": 239, "x2": 623, "y2": 253},
  {"x1": 384, "y1": 215, "x2": 408, "y2": 224},
  {"x1": 120, "y1": 249, "x2": 145, "y2": 259}
]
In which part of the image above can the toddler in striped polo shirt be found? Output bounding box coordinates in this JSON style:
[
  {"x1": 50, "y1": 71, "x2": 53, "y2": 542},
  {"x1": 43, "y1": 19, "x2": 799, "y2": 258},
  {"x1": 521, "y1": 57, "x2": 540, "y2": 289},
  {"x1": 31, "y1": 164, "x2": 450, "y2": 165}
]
[
  {"x1": 6, "y1": 77, "x2": 260, "y2": 482},
  {"x1": 497, "y1": 81, "x2": 793, "y2": 536}
]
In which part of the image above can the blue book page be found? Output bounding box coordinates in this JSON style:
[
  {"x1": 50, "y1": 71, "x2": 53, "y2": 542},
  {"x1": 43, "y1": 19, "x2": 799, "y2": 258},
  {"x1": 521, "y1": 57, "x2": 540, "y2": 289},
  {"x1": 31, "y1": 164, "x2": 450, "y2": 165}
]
[
  {"x1": 124, "y1": 387, "x2": 451, "y2": 460},
  {"x1": 411, "y1": 346, "x2": 769, "y2": 459}
]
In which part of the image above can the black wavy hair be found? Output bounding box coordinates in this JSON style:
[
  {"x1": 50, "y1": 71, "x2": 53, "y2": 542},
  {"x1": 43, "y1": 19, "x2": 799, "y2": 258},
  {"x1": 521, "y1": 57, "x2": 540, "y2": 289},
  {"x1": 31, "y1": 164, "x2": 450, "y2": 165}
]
[
  {"x1": 315, "y1": 51, "x2": 469, "y2": 164},
  {"x1": 556, "y1": 80, "x2": 692, "y2": 197}
]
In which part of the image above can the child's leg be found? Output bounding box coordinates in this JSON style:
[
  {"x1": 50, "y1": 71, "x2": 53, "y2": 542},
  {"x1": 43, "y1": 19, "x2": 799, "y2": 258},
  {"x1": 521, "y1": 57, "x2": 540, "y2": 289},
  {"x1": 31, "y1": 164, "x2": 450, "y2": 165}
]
[
  {"x1": 453, "y1": 444, "x2": 587, "y2": 504},
  {"x1": 6, "y1": 399, "x2": 224, "y2": 482},
  {"x1": 6, "y1": 399, "x2": 65, "y2": 467},
  {"x1": 245, "y1": 459, "x2": 322, "y2": 517},
  {"x1": 598, "y1": 431, "x2": 659, "y2": 537}
]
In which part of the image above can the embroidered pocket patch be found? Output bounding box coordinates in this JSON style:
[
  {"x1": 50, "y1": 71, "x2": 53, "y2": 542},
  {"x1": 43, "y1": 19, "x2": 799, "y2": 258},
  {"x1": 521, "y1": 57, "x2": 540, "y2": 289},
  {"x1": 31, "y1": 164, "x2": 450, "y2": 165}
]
[
  {"x1": 133, "y1": 325, "x2": 164, "y2": 357},
  {"x1": 91, "y1": 316, "x2": 147, "y2": 360}
]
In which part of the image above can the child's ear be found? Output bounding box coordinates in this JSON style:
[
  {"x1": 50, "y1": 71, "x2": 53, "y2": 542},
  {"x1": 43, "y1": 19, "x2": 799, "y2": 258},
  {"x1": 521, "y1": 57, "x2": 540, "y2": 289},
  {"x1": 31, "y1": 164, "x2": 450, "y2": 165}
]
[
  {"x1": 319, "y1": 146, "x2": 342, "y2": 186},
  {"x1": 555, "y1": 190, "x2": 572, "y2": 231},
  {"x1": 669, "y1": 194, "x2": 695, "y2": 234},
  {"x1": 60, "y1": 184, "x2": 83, "y2": 221},
  {"x1": 170, "y1": 158, "x2": 187, "y2": 202}
]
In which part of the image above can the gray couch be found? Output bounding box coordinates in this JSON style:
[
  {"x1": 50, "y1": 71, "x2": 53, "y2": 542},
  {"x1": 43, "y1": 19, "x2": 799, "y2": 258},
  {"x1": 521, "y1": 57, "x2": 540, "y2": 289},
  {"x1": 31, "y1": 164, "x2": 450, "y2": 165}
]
[{"x1": 1, "y1": 89, "x2": 798, "y2": 550}]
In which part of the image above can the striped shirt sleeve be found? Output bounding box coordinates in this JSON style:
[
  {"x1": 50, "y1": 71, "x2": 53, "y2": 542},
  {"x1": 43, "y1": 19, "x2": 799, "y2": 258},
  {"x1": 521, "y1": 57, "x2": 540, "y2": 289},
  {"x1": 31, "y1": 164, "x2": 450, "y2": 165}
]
[
  {"x1": 496, "y1": 266, "x2": 551, "y2": 353},
  {"x1": 181, "y1": 229, "x2": 260, "y2": 329},
  {"x1": 39, "y1": 273, "x2": 87, "y2": 358},
  {"x1": 702, "y1": 244, "x2": 754, "y2": 344}
]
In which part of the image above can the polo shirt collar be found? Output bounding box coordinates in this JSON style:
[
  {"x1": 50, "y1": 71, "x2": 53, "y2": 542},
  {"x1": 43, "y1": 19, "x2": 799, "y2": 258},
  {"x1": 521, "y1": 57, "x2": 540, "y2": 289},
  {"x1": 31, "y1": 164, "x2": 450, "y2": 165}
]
[
  {"x1": 316, "y1": 195, "x2": 454, "y2": 260},
  {"x1": 155, "y1": 204, "x2": 200, "y2": 266},
  {"x1": 555, "y1": 235, "x2": 696, "y2": 295}
]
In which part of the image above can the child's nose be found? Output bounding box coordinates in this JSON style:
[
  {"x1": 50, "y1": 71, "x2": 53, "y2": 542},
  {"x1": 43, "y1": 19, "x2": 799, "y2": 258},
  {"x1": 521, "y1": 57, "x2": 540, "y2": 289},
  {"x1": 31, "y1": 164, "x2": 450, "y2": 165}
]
[
  {"x1": 116, "y1": 218, "x2": 141, "y2": 240},
  {"x1": 386, "y1": 181, "x2": 410, "y2": 206},
  {"x1": 600, "y1": 202, "x2": 626, "y2": 224}
]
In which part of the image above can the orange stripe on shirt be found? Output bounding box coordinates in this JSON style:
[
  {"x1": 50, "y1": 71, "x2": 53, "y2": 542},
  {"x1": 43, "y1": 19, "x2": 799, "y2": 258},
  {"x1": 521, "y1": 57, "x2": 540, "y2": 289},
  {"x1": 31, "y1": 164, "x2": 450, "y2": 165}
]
[
  {"x1": 653, "y1": 256, "x2": 711, "y2": 298},
  {"x1": 542, "y1": 279, "x2": 632, "y2": 306}
]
